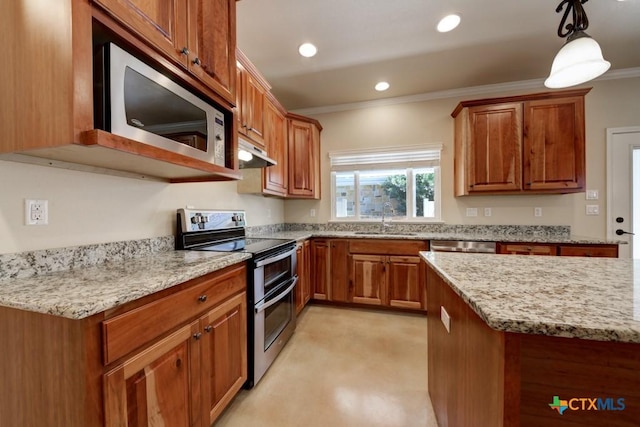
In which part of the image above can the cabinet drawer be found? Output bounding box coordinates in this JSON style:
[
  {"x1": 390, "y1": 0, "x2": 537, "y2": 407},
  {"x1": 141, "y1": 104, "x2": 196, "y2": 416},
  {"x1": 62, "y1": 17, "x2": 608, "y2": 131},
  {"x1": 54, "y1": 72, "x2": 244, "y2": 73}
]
[
  {"x1": 497, "y1": 243, "x2": 557, "y2": 256},
  {"x1": 558, "y1": 245, "x2": 618, "y2": 258},
  {"x1": 349, "y1": 239, "x2": 428, "y2": 255},
  {"x1": 102, "y1": 264, "x2": 246, "y2": 365}
]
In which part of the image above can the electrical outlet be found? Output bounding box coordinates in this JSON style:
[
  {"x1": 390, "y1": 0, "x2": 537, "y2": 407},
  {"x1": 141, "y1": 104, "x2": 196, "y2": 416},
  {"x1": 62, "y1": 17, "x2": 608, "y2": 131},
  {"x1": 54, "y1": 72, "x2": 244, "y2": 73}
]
[
  {"x1": 586, "y1": 205, "x2": 600, "y2": 215},
  {"x1": 484, "y1": 207, "x2": 492, "y2": 217},
  {"x1": 466, "y1": 208, "x2": 478, "y2": 217},
  {"x1": 25, "y1": 199, "x2": 48, "y2": 225},
  {"x1": 534, "y1": 207, "x2": 542, "y2": 217},
  {"x1": 310, "y1": 209, "x2": 316, "y2": 217}
]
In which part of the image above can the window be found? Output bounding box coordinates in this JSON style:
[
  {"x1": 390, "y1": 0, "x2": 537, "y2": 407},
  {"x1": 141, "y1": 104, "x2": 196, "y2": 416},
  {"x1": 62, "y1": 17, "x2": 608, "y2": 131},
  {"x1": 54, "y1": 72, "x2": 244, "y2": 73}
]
[{"x1": 330, "y1": 145, "x2": 442, "y2": 222}]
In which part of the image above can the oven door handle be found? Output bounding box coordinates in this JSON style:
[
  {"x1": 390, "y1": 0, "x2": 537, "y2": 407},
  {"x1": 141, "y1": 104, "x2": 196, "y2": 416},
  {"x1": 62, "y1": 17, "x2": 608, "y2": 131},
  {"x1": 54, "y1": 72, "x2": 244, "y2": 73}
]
[
  {"x1": 255, "y1": 276, "x2": 298, "y2": 314},
  {"x1": 255, "y1": 247, "x2": 296, "y2": 268}
]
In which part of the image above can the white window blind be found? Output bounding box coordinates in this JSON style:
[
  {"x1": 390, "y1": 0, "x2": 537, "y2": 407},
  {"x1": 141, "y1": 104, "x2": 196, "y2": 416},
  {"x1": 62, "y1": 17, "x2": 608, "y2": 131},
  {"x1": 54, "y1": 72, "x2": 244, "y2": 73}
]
[{"x1": 329, "y1": 144, "x2": 442, "y2": 171}]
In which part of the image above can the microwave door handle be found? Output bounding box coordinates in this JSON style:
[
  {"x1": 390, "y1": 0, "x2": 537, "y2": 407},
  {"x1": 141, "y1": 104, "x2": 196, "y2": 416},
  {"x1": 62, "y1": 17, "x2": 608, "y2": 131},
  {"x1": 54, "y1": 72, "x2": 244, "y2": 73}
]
[
  {"x1": 255, "y1": 276, "x2": 298, "y2": 314},
  {"x1": 255, "y1": 247, "x2": 296, "y2": 268}
]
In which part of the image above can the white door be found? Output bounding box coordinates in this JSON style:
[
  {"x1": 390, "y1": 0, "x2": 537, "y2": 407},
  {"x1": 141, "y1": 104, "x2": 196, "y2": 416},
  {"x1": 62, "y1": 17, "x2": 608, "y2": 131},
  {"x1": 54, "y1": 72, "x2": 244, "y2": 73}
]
[{"x1": 607, "y1": 127, "x2": 640, "y2": 259}]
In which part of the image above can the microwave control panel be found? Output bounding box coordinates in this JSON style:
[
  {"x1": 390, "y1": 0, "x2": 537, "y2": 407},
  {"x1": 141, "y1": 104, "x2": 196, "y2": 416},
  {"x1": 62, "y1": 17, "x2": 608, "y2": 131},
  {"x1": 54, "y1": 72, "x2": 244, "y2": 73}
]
[{"x1": 213, "y1": 110, "x2": 225, "y2": 167}]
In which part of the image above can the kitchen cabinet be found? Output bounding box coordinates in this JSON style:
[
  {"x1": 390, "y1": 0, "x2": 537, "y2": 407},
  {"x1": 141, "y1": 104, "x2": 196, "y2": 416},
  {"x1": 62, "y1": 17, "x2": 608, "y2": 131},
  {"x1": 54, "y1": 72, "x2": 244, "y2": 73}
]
[
  {"x1": 497, "y1": 242, "x2": 618, "y2": 257},
  {"x1": 237, "y1": 92, "x2": 289, "y2": 197},
  {"x1": 103, "y1": 265, "x2": 247, "y2": 426},
  {"x1": 330, "y1": 240, "x2": 350, "y2": 302},
  {"x1": 453, "y1": 88, "x2": 589, "y2": 196},
  {"x1": 0, "y1": 263, "x2": 247, "y2": 426},
  {"x1": 295, "y1": 240, "x2": 312, "y2": 314},
  {"x1": 93, "y1": 0, "x2": 236, "y2": 104},
  {"x1": 348, "y1": 239, "x2": 428, "y2": 310},
  {"x1": 236, "y1": 50, "x2": 267, "y2": 148},
  {"x1": 311, "y1": 239, "x2": 330, "y2": 300},
  {"x1": 496, "y1": 243, "x2": 558, "y2": 256},
  {"x1": 1, "y1": 0, "x2": 241, "y2": 182},
  {"x1": 287, "y1": 113, "x2": 322, "y2": 199}
]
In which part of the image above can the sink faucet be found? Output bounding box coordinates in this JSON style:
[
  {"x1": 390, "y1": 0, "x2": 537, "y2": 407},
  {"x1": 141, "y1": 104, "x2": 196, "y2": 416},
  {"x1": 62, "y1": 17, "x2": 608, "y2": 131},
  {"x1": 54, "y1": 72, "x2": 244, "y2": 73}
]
[{"x1": 381, "y1": 201, "x2": 394, "y2": 232}]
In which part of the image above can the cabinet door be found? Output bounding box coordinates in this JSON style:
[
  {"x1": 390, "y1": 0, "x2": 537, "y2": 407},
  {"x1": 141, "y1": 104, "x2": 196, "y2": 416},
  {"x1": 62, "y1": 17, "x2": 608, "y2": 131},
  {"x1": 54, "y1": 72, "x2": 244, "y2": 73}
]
[
  {"x1": 388, "y1": 255, "x2": 424, "y2": 310},
  {"x1": 243, "y1": 73, "x2": 266, "y2": 147},
  {"x1": 351, "y1": 254, "x2": 386, "y2": 306},
  {"x1": 466, "y1": 103, "x2": 522, "y2": 193},
  {"x1": 311, "y1": 240, "x2": 329, "y2": 300},
  {"x1": 288, "y1": 119, "x2": 318, "y2": 198},
  {"x1": 558, "y1": 245, "x2": 618, "y2": 258},
  {"x1": 330, "y1": 240, "x2": 350, "y2": 302},
  {"x1": 94, "y1": 0, "x2": 188, "y2": 66},
  {"x1": 302, "y1": 240, "x2": 312, "y2": 304},
  {"x1": 497, "y1": 243, "x2": 558, "y2": 256},
  {"x1": 187, "y1": 0, "x2": 236, "y2": 104},
  {"x1": 263, "y1": 100, "x2": 288, "y2": 195},
  {"x1": 295, "y1": 244, "x2": 305, "y2": 314},
  {"x1": 523, "y1": 97, "x2": 585, "y2": 192},
  {"x1": 200, "y1": 292, "x2": 247, "y2": 425},
  {"x1": 104, "y1": 320, "x2": 200, "y2": 427}
]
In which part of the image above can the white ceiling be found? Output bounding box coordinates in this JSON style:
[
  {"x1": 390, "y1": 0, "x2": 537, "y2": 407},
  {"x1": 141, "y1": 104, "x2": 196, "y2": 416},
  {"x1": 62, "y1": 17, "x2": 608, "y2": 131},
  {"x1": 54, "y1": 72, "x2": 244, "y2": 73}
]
[{"x1": 236, "y1": 0, "x2": 640, "y2": 111}]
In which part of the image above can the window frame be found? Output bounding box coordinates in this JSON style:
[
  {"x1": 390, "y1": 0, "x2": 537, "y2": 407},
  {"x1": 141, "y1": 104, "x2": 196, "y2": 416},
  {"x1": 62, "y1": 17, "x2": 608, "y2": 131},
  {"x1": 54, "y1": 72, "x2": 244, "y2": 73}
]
[{"x1": 329, "y1": 145, "x2": 442, "y2": 223}]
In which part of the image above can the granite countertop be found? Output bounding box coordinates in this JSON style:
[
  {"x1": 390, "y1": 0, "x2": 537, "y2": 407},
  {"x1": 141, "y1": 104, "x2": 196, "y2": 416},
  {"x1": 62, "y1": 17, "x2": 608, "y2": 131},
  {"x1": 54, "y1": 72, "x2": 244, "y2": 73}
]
[
  {"x1": 0, "y1": 250, "x2": 251, "y2": 320},
  {"x1": 248, "y1": 230, "x2": 620, "y2": 245},
  {"x1": 421, "y1": 251, "x2": 640, "y2": 343}
]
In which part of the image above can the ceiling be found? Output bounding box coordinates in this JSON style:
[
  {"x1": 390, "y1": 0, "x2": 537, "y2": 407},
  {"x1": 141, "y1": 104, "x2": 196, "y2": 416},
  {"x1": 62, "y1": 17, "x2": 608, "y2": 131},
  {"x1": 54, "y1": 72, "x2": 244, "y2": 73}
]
[{"x1": 236, "y1": 0, "x2": 640, "y2": 111}]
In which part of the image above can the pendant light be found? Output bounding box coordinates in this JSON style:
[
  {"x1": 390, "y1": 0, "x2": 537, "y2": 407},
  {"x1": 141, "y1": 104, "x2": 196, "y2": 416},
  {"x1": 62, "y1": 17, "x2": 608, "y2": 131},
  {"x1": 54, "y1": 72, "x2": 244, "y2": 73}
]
[{"x1": 544, "y1": 0, "x2": 610, "y2": 89}]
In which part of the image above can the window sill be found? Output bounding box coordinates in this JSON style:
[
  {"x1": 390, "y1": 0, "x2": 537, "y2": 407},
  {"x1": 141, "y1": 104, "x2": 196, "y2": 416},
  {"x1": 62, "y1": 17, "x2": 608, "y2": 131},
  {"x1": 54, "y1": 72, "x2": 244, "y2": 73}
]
[{"x1": 328, "y1": 219, "x2": 445, "y2": 225}]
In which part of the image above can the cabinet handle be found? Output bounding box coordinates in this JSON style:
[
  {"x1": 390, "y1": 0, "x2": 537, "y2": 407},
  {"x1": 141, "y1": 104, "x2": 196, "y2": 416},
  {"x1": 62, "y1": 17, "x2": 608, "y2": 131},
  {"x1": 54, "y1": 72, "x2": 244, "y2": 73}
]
[
  {"x1": 204, "y1": 325, "x2": 213, "y2": 333},
  {"x1": 198, "y1": 295, "x2": 208, "y2": 303},
  {"x1": 176, "y1": 358, "x2": 182, "y2": 368},
  {"x1": 526, "y1": 182, "x2": 532, "y2": 186},
  {"x1": 193, "y1": 57, "x2": 201, "y2": 66},
  {"x1": 180, "y1": 47, "x2": 189, "y2": 56},
  {"x1": 193, "y1": 332, "x2": 202, "y2": 340}
]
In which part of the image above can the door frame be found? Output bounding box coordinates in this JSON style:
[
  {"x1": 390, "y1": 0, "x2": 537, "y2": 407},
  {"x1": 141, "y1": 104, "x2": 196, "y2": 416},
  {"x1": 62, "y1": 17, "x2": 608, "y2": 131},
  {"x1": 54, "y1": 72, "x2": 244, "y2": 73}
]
[{"x1": 606, "y1": 126, "x2": 640, "y2": 256}]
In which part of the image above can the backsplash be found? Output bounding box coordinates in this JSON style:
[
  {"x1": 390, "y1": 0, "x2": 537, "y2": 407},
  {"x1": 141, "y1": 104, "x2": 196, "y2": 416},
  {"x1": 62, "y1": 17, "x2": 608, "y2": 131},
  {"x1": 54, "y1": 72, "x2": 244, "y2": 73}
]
[
  {"x1": 0, "y1": 236, "x2": 174, "y2": 280},
  {"x1": 0, "y1": 223, "x2": 571, "y2": 281}
]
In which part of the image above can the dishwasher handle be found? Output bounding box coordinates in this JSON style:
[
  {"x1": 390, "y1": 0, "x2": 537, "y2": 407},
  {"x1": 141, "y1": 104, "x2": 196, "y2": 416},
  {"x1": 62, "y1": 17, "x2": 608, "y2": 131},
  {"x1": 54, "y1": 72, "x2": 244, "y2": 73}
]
[{"x1": 430, "y1": 240, "x2": 496, "y2": 254}]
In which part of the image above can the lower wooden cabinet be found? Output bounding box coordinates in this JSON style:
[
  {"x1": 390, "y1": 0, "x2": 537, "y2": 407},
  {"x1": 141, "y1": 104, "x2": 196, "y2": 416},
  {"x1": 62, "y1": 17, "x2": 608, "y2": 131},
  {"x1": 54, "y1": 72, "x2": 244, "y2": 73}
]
[
  {"x1": 496, "y1": 242, "x2": 557, "y2": 256},
  {"x1": 310, "y1": 238, "x2": 427, "y2": 311},
  {"x1": 103, "y1": 265, "x2": 247, "y2": 427},
  {"x1": 295, "y1": 240, "x2": 312, "y2": 314},
  {"x1": 497, "y1": 242, "x2": 618, "y2": 257},
  {"x1": 558, "y1": 244, "x2": 618, "y2": 258}
]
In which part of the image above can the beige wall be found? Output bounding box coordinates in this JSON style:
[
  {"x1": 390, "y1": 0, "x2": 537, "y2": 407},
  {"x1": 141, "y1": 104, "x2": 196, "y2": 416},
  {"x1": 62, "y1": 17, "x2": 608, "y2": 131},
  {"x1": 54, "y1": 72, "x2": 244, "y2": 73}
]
[
  {"x1": 285, "y1": 77, "x2": 640, "y2": 239},
  {"x1": 0, "y1": 161, "x2": 285, "y2": 254}
]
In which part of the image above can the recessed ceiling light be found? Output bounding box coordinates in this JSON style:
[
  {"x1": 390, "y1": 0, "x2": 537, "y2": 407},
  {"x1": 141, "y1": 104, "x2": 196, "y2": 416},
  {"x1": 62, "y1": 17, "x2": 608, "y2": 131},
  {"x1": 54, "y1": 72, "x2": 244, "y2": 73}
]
[
  {"x1": 437, "y1": 14, "x2": 461, "y2": 33},
  {"x1": 375, "y1": 82, "x2": 390, "y2": 91},
  {"x1": 298, "y1": 43, "x2": 317, "y2": 58}
]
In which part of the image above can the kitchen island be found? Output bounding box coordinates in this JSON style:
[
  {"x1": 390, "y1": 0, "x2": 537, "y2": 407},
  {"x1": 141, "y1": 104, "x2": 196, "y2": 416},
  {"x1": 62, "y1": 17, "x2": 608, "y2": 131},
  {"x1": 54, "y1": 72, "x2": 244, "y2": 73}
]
[{"x1": 422, "y1": 251, "x2": 640, "y2": 427}]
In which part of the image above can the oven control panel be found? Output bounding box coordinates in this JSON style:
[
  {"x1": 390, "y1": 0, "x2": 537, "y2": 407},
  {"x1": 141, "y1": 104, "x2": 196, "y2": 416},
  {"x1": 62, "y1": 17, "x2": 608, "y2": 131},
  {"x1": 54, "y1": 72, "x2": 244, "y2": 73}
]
[{"x1": 178, "y1": 209, "x2": 246, "y2": 232}]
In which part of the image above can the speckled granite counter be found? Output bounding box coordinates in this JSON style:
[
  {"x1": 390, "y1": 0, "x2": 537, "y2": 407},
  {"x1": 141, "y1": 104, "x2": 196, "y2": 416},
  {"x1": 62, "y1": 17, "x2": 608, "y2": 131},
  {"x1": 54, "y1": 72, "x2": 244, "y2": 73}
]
[
  {"x1": 421, "y1": 251, "x2": 640, "y2": 343},
  {"x1": 248, "y1": 230, "x2": 621, "y2": 245},
  {"x1": 0, "y1": 250, "x2": 251, "y2": 319}
]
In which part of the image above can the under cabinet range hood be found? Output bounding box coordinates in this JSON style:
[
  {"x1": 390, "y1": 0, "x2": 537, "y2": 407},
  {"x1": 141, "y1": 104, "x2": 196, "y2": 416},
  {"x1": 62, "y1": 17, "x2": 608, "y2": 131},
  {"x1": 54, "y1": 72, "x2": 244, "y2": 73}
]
[{"x1": 238, "y1": 138, "x2": 277, "y2": 169}]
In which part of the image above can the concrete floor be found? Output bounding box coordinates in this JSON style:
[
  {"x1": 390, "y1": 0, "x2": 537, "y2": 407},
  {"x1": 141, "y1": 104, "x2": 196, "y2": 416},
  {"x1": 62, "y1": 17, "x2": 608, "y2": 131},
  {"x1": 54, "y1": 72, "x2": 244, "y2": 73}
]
[{"x1": 215, "y1": 305, "x2": 438, "y2": 427}]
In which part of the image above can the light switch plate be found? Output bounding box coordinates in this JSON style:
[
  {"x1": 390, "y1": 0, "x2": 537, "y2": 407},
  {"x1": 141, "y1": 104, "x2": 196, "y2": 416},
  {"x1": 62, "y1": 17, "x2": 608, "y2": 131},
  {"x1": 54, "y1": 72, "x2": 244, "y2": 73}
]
[
  {"x1": 441, "y1": 306, "x2": 451, "y2": 333},
  {"x1": 586, "y1": 190, "x2": 599, "y2": 200}
]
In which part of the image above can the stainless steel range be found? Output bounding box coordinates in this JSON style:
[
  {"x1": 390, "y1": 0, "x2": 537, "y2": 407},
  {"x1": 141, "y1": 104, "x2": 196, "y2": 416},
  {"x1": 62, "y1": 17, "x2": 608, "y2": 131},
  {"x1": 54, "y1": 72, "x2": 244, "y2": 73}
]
[{"x1": 176, "y1": 208, "x2": 297, "y2": 388}]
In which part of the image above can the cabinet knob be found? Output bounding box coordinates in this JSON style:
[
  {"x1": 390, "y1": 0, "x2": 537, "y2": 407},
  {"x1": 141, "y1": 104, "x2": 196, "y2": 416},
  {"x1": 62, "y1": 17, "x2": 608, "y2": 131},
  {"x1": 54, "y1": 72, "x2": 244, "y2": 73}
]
[
  {"x1": 181, "y1": 47, "x2": 189, "y2": 56},
  {"x1": 198, "y1": 295, "x2": 208, "y2": 303},
  {"x1": 193, "y1": 332, "x2": 202, "y2": 340},
  {"x1": 204, "y1": 325, "x2": 213, "y2": 333},
  {"x1": 193, "y1": 57, "x2": 201, "y2": 66},
  {"x1": 526, "y1": 182, "x2": 532, "y2": 186}
]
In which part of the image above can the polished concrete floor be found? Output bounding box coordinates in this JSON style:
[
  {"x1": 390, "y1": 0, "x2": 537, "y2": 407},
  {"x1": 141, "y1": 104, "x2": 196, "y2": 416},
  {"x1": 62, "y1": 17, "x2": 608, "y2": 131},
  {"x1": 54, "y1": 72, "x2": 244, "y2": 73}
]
[{"x1": 215, "y1": 305, "x2": 438, "y2": 427}]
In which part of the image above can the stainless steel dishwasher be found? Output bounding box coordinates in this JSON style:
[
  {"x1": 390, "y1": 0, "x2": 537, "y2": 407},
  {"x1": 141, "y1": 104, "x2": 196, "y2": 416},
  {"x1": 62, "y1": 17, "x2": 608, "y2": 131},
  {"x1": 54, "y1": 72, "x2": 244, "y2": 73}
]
[{"x1": 430, "y1": 240, "x2": 496, "y2": 253}]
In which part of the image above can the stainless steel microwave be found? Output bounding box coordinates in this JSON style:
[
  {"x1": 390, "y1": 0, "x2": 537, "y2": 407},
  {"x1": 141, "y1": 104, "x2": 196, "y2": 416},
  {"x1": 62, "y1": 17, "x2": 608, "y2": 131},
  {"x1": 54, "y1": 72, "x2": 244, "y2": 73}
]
[{"x1": 94, "y1": 43, "x2": 226, "y2": 167}]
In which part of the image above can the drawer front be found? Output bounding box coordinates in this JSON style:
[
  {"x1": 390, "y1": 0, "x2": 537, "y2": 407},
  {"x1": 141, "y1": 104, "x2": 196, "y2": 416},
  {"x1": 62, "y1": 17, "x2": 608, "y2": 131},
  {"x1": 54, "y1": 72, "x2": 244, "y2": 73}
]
[
  {"x1": 559, "y1": 245, "x2": 618, "y2": 258},
  {"x1": 349, "y1": 239, "x2": 428, "y2": 255},
  {"x1": 103, "y1": 264, "x2": 246, "y2": 365},
  {"x1": 497, "y1": 243, "x2": 558, "y2": 256}
]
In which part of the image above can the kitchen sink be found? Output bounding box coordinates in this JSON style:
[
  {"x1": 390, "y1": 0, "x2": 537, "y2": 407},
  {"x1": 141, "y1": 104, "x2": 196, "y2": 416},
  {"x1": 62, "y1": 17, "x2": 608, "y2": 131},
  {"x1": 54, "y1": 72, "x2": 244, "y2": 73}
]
[{"x1": 353, "y1": 231, "x2": 417, "y2": 236}]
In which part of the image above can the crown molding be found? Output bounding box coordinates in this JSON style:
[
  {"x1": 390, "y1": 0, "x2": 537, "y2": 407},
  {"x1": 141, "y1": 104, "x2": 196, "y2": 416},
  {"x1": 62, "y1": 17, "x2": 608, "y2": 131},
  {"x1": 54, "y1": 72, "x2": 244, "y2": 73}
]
[{"x1": 291, "y1": 67, "x2": 640, "y2": 116}]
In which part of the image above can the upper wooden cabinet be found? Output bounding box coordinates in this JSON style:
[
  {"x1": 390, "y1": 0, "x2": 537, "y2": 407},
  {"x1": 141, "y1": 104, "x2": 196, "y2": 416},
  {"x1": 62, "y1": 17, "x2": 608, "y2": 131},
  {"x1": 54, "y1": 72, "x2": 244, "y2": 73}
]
[
  {"x1": 453, "y1": 88, "x2": 589, "y2": 196},
  {"x1": 93, "y1": 0, "x2": 237, "y2": 104},
  {"x1": 236, "y1": 50, "x2": 267, "y2": 148},
  {"x1": 287, "y1": 113, "x2": 322, "y2": 199}
]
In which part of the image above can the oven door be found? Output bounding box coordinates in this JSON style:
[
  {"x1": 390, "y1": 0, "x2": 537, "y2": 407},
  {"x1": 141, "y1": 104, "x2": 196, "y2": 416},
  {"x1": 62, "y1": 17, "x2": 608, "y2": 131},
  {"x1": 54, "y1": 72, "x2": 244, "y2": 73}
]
[{"x1": 253, "y1": 276, "x2": 297, "y2": 384}]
